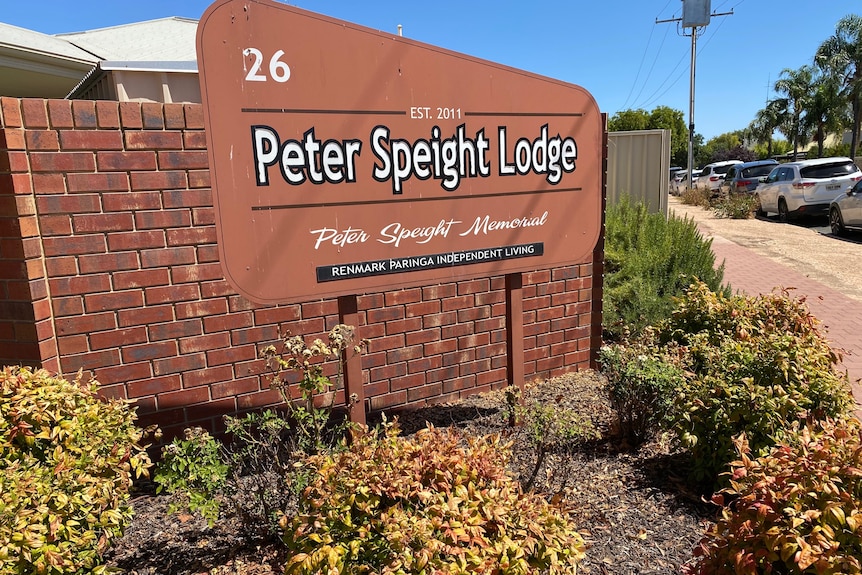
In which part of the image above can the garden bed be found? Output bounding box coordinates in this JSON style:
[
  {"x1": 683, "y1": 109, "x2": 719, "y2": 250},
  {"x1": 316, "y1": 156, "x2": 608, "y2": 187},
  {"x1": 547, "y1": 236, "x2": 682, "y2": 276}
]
[{"x1": 106, "y1": 370, "x2": 716, "y2": 575}]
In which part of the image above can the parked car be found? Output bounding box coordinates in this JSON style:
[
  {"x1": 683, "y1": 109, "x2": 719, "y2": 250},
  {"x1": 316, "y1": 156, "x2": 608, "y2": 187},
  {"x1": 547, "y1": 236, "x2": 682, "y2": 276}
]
[
  {"x1": 755, "y1": 157, "x2": 862, "y2": 222},
  {"x1": 696, "y1": 160, "x2": 743, "y2": 195},
  {"x1": 671, "y1": 169, "x2": 701, "y2": 196},
  {"x1": 718, "y1": 159, "x2": 779, "y2": 197},
  {"x1": 829, "y1": 179, "x2": 862, "y2": 236}
]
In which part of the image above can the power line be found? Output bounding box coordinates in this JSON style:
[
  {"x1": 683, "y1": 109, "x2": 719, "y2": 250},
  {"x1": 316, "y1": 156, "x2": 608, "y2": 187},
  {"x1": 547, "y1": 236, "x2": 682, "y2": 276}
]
[
  {"x1": 633, "y1": 5, "x2": 729, "y2": 110},
  {"x1": 620, "y1": 23, "x2": 656, "y2": 110},
  {"x1": 618, "y1": 1, "x2": 682, "y2": 112},
  {"x1": 634, "y1": 30, "x2": 690, "y2": 109},
  {"x1": 637, "y1": 48, "x2": 689, "y2": 109},
  {"x1": 693, "y1": 10, "x2": 731, "y2": 55},
  {"x1": 628, "y1": 23, "x2": 673, "y2": 109}
]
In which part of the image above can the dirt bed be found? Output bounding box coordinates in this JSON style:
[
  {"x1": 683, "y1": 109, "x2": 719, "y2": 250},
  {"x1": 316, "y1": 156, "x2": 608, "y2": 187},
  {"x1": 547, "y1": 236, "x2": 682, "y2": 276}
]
[{"x1": 107, "y1": 371, "x2": 715, "y2": 575}]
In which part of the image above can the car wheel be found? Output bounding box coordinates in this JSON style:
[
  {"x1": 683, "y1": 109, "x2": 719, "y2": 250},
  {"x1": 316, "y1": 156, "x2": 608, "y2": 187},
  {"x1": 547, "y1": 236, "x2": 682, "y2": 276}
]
[
  {"x1": 755, "y1": 195, "x2": 766, "y2": 218},
  {"x1": 777, "y1": 198, "x2": 789, "y2": 223},
  {"x1": 830, "y1": 206, "x2": 847, "y2": 236}
]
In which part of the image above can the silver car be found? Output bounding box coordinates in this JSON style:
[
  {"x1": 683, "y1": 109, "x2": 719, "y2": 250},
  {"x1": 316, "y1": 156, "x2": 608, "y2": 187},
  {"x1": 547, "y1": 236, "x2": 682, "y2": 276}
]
[
  {"x1": 695, "y1": 160, "x2": 742, "y2": 196},
  {"x1": 830, "y1": 179, "x2": 862, "y2": 236},
  {"x1": 671, "y1": 169, "x2": 701, "y2": 196},
  {"x1": 718, "y1": 159, "x2": 778, "y2": 197},
  {"x1": 756, "y1": 157, "x2": 862, "y2": 222}
]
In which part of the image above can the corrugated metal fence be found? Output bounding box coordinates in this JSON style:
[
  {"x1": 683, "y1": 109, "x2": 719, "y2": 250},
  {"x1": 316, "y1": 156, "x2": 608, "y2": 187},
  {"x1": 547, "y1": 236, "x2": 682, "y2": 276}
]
[{"x1": 607, "y1": 129, "x2": 670, "y2": 215}]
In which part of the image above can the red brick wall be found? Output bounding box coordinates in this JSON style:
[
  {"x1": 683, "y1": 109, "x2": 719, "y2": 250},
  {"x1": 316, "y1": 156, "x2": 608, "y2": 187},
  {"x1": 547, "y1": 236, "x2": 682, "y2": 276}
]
[
  {"x1": 0, "y1": 97, "x2": 602, "y2": 437},
  {"x1": 0, "y1": 117, "x2": 42, "y2": 367}
]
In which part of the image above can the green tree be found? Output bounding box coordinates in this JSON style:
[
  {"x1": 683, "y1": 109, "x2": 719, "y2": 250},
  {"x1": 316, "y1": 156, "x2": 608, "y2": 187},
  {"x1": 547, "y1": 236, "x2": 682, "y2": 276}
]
[
  {"x1": 709, "y1": 131, "x2": 742, "y2": 152},
  {"x1": 753, "y1": 138, "x2": 790, "y2": 160},
  {"x1": 747, "y1": 100, "x2": 785, "y2": 158},
  {"x1": 698, "y1": 131, "x2": 754, "y2": 164},
  {"x1": 804, "y1": 67, "x2": 849, "y2": 157},
  {"x1": 713, "y1": 145, "x2": 755, "y2": 163},
  {"x1": 609, "y1": 106, "x2": 690, "y2": 167},
  {"x1": 816, "y1": 14, "x2": 862, "y2": 158},
  {"x1": 702, "y1": 131, "x2": 740, "y2": 162},
  {"x1": 608, "y1": 108, "x2": 650, "y2": 131},
  {"x1": 690, "y1": 132, "x2": 706, "y2": 166},
  {"x1": 649, "y1": 106, "x2": 688, "y2": 167},
  {"x1": 773, "y1": 65, "x2": 815, "y2": 159}
]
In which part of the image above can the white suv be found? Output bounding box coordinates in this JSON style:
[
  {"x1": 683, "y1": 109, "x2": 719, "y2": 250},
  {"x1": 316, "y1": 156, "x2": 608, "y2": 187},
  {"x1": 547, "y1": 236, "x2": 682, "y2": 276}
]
[
  {"x1": 755, "y1": 157, "x2": 862, "y2": 222},
  {"x1": 695, "y1": 160, "x2": 743, "y2": 195}
]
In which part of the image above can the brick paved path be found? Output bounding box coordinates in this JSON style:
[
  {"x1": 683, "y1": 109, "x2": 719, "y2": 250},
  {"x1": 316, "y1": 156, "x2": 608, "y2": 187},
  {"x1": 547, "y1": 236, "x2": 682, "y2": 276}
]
[{"x1": 708, "y1": 234, "x2": 862, "y2": 406}]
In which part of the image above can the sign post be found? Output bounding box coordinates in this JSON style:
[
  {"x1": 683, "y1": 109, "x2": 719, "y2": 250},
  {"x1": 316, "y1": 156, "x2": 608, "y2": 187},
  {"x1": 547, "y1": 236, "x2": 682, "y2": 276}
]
[
  {"x1": 337, "y1": 295, "x2": 365, "y2": 425},
  {"x1": 505, "y1": 273, "x2": 525, "y2": 394}
]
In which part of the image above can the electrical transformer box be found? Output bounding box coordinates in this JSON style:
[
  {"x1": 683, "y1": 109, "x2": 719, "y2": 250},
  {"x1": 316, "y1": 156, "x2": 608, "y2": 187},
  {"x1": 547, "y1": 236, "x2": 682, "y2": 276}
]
[{"x1": 682, "y1": 0, "x2": 711, "y2": 27}]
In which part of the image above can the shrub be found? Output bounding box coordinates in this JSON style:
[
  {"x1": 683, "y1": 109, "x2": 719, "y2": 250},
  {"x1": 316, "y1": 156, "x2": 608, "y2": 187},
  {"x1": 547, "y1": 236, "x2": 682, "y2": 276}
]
[
  {"x1": 154, "y1": 325, "x2": 361, "y2": 540},
  {"x1": 0, "y1": 367, "x2": 152, "y2": 575},
  {"x1": 686, "y1": 419, "x2": 862, "y2": 575},
  {"x1": 659, "y1": 282, "x2": 852, "y2": 485},
  {"x1": 222, "y1": 409, "x2": 311, "y2": 540},
  {"x1": 261, "y1": 324, "x2": 365, "y2": 455},
  {"x1": 505, "y1": 387, "x2": 600, "y2": 491},
  {"x1": 153, "y1": 427, "x2": 228, "y2": 527},
  {"x1": 598, "y1": 333, "x2": 686, "y2": 445},
  {"x1": 681, "y1": 186, "x2": 710, "y2": 207},
  {"x1": 153, "y1": 411, "x2": 311, "y2": 540},
  {"x1": 603, "y1": 195, "x2": 727, "y2": 341},
  {"x1": 813, "y1": 142, "x2": 850, "y2": 159},
  {"x1": 712, "y1": 193, "x2": 758, "y2": 219},
  {"x1": 284, "y1": 421, "x2": 586, "y2": 574}
]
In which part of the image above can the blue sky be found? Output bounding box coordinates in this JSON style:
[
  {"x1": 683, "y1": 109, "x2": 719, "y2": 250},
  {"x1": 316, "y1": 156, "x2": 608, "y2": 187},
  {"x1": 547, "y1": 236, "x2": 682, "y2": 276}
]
[{"x1": 3, "y1": 0, "x2": 859, "y2": 141}]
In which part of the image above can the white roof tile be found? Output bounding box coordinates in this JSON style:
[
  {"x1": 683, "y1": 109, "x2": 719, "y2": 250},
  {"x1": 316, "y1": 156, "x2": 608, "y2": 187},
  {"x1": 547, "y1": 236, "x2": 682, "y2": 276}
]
[
  {"x1": 0, "y1": 21, "x2": 98, "y2": 63},
  {"x1": 57, "y1": 17, "x2": 198, "y2": 62}
]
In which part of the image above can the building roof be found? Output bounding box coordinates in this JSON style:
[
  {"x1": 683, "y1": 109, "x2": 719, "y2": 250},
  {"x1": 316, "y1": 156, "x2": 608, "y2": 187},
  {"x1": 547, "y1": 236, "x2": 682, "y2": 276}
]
[
  {"x1": 0, "y1": 21, "x2": 98, "y2": 98},
  {"x1": 57, "y1": 17, "x2": 198, "y2": 62},
  {"x1": 0, "y1": 21, "x2": 99, "y2": 63},
  {"x1": 0, "y1": 17, "x2": 197, "y2": 99}
]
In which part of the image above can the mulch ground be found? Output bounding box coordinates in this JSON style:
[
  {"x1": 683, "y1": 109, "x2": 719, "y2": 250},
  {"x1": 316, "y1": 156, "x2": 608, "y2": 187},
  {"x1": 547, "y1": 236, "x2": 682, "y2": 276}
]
[{"x1": 106, "y1": 370, "x2": 717, "y2": 574}]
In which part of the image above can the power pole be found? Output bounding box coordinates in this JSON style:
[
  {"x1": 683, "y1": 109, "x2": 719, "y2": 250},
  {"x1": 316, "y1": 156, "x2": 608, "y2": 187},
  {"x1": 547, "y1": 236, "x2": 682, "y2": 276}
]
[{"x1": 657, "y1": 2, "x2": 732, "y2": 190}]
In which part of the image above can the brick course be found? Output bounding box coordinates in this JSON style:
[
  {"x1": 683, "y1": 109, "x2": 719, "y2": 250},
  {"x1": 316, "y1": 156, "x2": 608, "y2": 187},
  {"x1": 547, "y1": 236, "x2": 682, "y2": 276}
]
[{"x1": 1, "y1": 97, "x2": 603, "y2": 437}]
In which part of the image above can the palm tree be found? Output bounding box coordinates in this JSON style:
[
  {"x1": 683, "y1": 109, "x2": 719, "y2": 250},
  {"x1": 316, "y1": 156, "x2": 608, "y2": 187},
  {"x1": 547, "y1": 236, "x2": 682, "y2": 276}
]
[
  {"x1": 804, "y1": 68, "x2": 849, "y2": 157},
  {"x1": 773, "y1": 66, "x2": 815, "y2": 160},
  {"x1": 817, "y1": 14, "x2": 862, "y2": 158},
  {"x1": 748, "y1": 100, "x2": 785, "y2": 158}
]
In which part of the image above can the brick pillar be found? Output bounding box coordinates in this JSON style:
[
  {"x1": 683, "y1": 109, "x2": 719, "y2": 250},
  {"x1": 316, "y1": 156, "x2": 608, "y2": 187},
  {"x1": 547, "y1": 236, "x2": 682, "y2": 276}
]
[{"x1": 0, "y1": 98, "x2": 55, "y2": 369}]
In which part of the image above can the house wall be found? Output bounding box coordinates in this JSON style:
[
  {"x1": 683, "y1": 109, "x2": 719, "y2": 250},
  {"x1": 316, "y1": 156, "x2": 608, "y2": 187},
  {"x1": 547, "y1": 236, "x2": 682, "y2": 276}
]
[
  {"x1": 0, "y1": 97, "x2": 603, "y2": 437},
  {"x1": 112, "y1": 70, "x2": 201, "y2": 104}
]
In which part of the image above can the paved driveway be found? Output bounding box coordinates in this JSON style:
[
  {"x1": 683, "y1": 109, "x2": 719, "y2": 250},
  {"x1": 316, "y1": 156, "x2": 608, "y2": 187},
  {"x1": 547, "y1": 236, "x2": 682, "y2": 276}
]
[{"x1": 668, "y1": 197, "x2": 862, "y2": 404}]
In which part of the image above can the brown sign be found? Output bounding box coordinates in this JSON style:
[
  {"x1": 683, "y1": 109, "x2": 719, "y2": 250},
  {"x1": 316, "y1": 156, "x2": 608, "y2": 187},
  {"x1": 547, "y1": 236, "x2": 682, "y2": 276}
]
[{"x1": 197, "y1": 0, "x2": 602, "y2": 304}]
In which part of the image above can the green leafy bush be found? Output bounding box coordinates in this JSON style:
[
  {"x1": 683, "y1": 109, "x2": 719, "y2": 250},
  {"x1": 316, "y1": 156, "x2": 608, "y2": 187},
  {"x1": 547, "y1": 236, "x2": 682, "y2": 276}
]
[
  {"x1": 0, "y1": 367, "x2": 152, "y2": 575},
  {"x1": 659, "y1": 281, "x2": 852, "y2": 485},
  {"x1": 603, "y1": 195, "x2": 727, "y2": 341},
  {"x1": 153, "y1": 411, "x2": 312, "y2": 540},
  {"x1": 153, "y1": 427, "x2": 228, "y2": 527},
  {"x1": 712, "y1": 193, "x2": 758, "y2": 219},
  {"x1": 687, "y1": 419, "x2": 862, "y2": 575},
  {"x1": 284, "y1": 421, "x2": 586, "y2": 574},
  {"x1": 598, "y1": 333, "x2": 686, "y2": 445}
]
